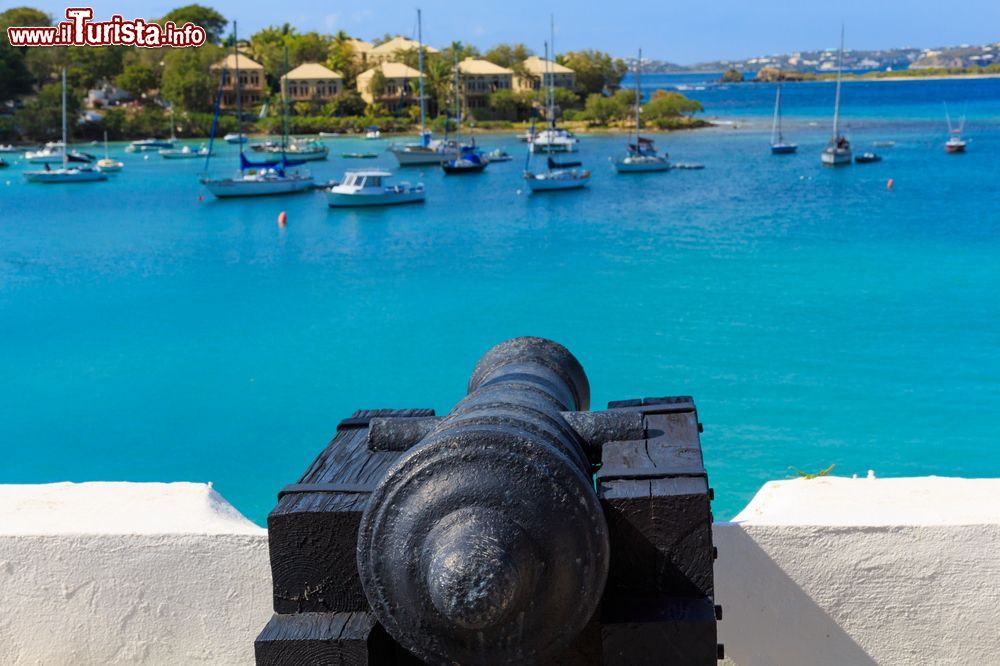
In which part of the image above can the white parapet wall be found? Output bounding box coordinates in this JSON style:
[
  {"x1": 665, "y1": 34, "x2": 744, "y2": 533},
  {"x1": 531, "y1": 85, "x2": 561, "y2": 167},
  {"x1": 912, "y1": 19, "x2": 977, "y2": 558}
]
[
  {"x1": 1, "y1": 478, "x2": 999, "y2": 664},
  {"x1": 0, "y1": 482, "x2": 271, "y2": 665},
  {"x1": 716, "y1": 476, "x2": 1000, "y2": 666}
]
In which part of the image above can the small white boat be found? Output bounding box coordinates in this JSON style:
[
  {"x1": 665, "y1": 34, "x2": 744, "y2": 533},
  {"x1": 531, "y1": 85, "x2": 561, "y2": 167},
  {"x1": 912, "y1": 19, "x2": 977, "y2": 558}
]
[
  {"x1": 529, "y1": 127, "x2": 579, "y2": 153},
  {"x1": 23, "y1": 68, "x2": 107, "y2": 184},
  {"x1": 0, "y1": 144, "x2": 17, "y2": 153},
  {"x1": 160, "y1": 144, "x2": 210, "y2": 159},
  {"x1": 255, "y1": 138, "x2": 328, "y2": 161},
  {"x1": 318, "y1": 131, "x2": 342, "y2": 137},
  {"x1": 389, "y1": 134, "x2": 461, "y2": 166},
  {"x1": 364, "y1": 127, "x2": 381, "y2": 140},
  {"x1": 327, "y1": 169, "x2": 425, "y2": 207},
  {"x1": 485, "y1": 148, "x2": 513, "y2": 162},
  {"x1": 224, "y1": 133, "x2": 248, "y2": 144},
  {"x1": 96, "y1": 131, "x2": 123, "y2": 172},
  {"x1": 126, "y1": 138, "x2": 174, "y2": 152}
]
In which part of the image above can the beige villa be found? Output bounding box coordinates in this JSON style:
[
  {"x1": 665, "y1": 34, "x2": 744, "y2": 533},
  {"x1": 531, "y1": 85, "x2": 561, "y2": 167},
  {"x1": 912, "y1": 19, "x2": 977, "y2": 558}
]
[
  {"x1": 368, "y1": 36, "x2": 439, "y2": 64},
  {"x1": 210, "y1": 53, "x2": 266, "y2": 108},
  {"x1": 515, "y1": 56, "x2": 576, "y2": 91},
  {"x1": 347, "y1": 38, "x2": 374, "y2": 65},
  {"x1": 457, "y1": 58, "x2": 514, "y2": 110},
  {"x1": 356, "y1": 62, "x2": 422, "y2": 105},
  {"x1": 280, "y1": 63, "x2": 344, "y2": 101}
]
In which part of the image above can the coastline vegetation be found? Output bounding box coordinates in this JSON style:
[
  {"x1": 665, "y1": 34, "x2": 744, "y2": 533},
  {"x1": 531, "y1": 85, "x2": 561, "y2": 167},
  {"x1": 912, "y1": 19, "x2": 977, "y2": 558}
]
[
  {"x1": 0, "y1": 5, "x2": 706, "y2": 142},
  {"x1": 753, "y1": 63, "x2": 1000, "y2": 83}
]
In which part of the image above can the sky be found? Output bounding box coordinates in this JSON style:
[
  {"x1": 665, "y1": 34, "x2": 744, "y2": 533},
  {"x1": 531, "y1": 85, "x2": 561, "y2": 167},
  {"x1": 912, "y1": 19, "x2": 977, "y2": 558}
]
[{"x1": 16, "y1": 0, "x2": 1000, "y2": 63}]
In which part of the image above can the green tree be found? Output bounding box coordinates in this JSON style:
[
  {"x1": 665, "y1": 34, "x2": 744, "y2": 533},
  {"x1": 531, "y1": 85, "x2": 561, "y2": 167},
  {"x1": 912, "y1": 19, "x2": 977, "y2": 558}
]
[
  {"x1": 15, "y1": 79, "x2": 80, "y2": 140},
  {"x1": 0, "y1": 43, "x2": 32, "y2": 101},
  {"x1": 286, "y1": 31, "x2": 331, "y2": 68},
  {"x1": 642, "y1": 89, "x2": 703, "y2": 127},
  {"x1": 115, "y1": 62, "x2": 159, "y2": 101},
  {"x1": 327, "y1": 30, "x2": 360, "y2": 87},
  {"x1": 161, "y1": 5, "x2": 228, "y2": 44},
  {"x1": 160, "y1": 44, "x2": 222, "y2": 112},
  {"x1": 367, "y1": 68, "x2": 387, "y2": 99},
  {"x1": 559, "y1": 49, "x2": 628, "y2": 96},
  {"x1": 323, "y1": 90, "x2": 366, "y2": 116}
]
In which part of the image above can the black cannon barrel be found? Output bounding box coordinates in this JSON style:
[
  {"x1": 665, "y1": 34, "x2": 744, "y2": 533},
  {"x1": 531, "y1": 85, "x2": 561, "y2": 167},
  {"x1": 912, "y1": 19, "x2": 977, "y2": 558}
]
[{"x1": 357, "y1": 337, "x2": 610, "y2": 666}]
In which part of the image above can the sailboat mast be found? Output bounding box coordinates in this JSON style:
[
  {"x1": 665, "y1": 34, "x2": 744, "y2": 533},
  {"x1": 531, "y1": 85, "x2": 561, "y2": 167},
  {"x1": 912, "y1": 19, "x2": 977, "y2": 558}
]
[
  {"x1": 234, "y1": 21, "x2": 244, "y2": 161},
  {"x1": 549, "y1": 15, "x2": 556, "y2": 128},
  {"x1": 61, "y1": 67, "x2": 67, "y2": 169},
  {"x1": 771, "y1": 83, "x2": 781, "y2": 144},
  {"x1": 635, "y1": 49, "x2": 642, "y2": 137},
  {"x1": 282, "y1": 45, "x2": 289, "y2": 155},
  {"x1": 417, "y1": 8, "x2": 426, "y2": 142},
  {"x1": 832, "y1": 25, "x2": 843, "y2": 140},
  {"x1": 544, "y1": 42, "x2": 551, "y2": 127}
]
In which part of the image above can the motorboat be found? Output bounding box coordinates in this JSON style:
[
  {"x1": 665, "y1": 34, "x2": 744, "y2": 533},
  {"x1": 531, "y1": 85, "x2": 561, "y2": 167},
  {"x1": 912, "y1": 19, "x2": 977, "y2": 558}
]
[
  {"x1": 160, "y1": 144, "x2": 210, "y2": 159},
  {"x1": 23, "y1": 68, "x2": 107, "y2": 184},
  {"x1": 0, "y1": 144, "x2": 16, "y2": 153},
  {"x1": 25, "y1": 147, "x2": 94, "y2": 164},
  {"x1": 529, "y1": 127, "x2": 579, "y2": 153},
  {"x1": 126, "y1": 138, "x2": 174, "y2": 152},
  {"x1": 364, "y1": 126, "x2": 381, "y2": 140},
  {"x1": 945, "y1": 136, "x2": 967, "y2": 153},
  {"x1": 326, "y1": 169, "x2": 425, "y2": 207},
  {"x1": 854, "y1": 152, "x2": 881, "y2": 164},
  {"x1": 224, "y1": 133, "x2": 248, "y2": 144},
  {"x1": 485, "y1": 148, "x2": 513, "y2": 162},
  {"x1": 342, "y1": 152, "x2": 378, "y2": 159}
]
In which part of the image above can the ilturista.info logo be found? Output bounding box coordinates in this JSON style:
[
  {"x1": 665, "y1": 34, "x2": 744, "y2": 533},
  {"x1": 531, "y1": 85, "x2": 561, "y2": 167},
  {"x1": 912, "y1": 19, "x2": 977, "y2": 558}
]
[{"x1": 6, "y1": 7, "x2": 207, "y2": 48}]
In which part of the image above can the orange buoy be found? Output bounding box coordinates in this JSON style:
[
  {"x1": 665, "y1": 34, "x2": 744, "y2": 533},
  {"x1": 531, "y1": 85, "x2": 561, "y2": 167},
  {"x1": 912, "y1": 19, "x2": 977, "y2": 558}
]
[
  {"x1": 887, "y1": 178, "x2": 894, "y2": 190},
  {"x1": 278, "y1": 211, "x2": 287, "y2": 227}
]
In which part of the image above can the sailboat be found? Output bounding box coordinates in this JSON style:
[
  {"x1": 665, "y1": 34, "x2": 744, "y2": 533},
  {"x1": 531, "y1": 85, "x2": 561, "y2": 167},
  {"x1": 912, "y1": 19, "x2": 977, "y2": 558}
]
[
  {"x1": 388, "y1": 9, "x2": 460, "y2": 166},
  {"x1": 200, "y1": 25, "x2": 313, "y2": 198},
  {"x1": 614, "y1": 48, "x2": 669, "y2": 173},
  {"x1": 944, "y1": 105, "x2": 967, "y2": 153},
  {"x1": 530, "y1": 17, "x2": 579, "y2": 155},
  {"x1": 96, "y1": 130, "x2": 124, "y2": 172},
  {"x1": 770, "y1": 83, "x2": 797, "y2": 154},
  {"x1": 24, "y1": 68, "x2": 107, "y2": 183},
  {"x1": 821, "y1": 26, "x2": 851, "y2": 166},
  {"x1": 442, "y1": 52, "x2": 488, "y2": 174},
  {"x1": 523, "y1": 41, "x2": 589, "y2": 192}
]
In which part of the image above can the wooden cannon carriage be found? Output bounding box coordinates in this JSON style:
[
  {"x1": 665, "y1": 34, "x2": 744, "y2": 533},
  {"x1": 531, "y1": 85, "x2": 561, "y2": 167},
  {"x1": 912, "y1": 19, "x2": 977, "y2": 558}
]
[{"x1": 256, "y1": 337, "x2": 721, "y2": 665}]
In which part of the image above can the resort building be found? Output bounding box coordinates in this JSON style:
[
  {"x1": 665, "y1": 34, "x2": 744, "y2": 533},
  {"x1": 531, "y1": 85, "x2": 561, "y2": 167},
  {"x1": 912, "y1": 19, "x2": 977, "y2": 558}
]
[
  {"x1": 356, "y1": 62, "x2": 422, "y2": 105},
  {"x1": 210, "y1": 53, "x2": 266, "y2": 108},
  {"x1": 368, "y1": 36, "x2": 438, "y2": 64},
  {"x1": 515, "y1": 56, "x2": 576, "y2": 92},
  {"x1": 347, "y1": 38, "x2": 374, "y2": 65},
  {"x1": 457, "y1": 58, "x2": 514, "y2": 110},
  {"x1": 280, "y1": 63, "x2": 344, "y2": 101}
]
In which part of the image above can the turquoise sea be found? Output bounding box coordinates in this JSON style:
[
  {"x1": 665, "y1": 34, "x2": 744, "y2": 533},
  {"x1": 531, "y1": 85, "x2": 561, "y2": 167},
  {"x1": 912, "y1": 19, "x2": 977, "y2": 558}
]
[{"x1": 1, "y1": 74, "x2": 998, "y2": 523}]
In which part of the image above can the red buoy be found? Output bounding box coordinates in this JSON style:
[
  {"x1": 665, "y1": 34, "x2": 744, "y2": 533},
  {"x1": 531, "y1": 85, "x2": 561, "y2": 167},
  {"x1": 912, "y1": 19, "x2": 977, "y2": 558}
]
[
  {"x1": 197, "y1": 195, "x2": 203, "y2": 202},
  {"x1": 887, "y1": 178, "x2": 894, "y2": 190},
  {"x1": 278, "y1": 211, "x2": 287, "y2": 227}
]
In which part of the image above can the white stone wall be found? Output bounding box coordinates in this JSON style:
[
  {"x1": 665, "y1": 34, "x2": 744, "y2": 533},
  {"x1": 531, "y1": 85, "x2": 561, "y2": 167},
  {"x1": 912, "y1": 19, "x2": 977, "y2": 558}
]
[
  {"x1": 2, "y1": 478, "x2": 998, "y2": 665},
  {"x1": 0, "y1": 483, "x2": 271, "y2": 665},
  {"x1": 716, "y1": 477, "x2": 1000, "y2": 666}
]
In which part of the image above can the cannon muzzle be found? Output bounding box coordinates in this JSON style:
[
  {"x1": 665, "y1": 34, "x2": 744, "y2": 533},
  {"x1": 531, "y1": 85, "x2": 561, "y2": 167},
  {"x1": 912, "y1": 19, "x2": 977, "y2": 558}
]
[{"x1": 357, "y1": 337, "x2": 610, "y2": 665}]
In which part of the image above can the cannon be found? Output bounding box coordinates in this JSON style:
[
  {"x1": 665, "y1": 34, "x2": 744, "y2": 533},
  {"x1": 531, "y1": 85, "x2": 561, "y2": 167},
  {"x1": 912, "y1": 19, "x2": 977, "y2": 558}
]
[{"x1": 256, "y1": 337, "x2": 719, "y2": 665}]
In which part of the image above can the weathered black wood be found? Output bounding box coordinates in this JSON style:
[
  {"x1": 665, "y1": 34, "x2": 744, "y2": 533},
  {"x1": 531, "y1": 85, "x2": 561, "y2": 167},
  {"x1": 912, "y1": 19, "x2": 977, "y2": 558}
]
[
  {"x1": 254, "y1": 611, "x2": 417, "y2": 666},
  {"x1": 267, "y1": 409, "x2": 435, "y2": 614},
  {"x1": 601, "y1": 596, "x2": 719, "y2": 666},
  {"x1": 598, "y1": 402, "x2": 715, "y2": 599}
]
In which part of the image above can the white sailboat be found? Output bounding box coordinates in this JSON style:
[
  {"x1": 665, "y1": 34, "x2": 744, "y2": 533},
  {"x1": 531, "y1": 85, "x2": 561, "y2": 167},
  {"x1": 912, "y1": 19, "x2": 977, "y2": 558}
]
[
  {"x1": 388, "y1": 9, "x2": 460, "y2": 166},
  {"x1": 524, "y1": 40, "x2": 589, "y2": 192},
  {"x1": 530, "y1": 18, "x2": 579, "y2": 155},
  {"x1": 614, "y1": 48, "x2": 669, "y2": 173},
  {"x1": 96, "y1": 130, "x2": 124, "y2": 172},
  {"x1": 944, "y1": 105, "x2": 967, "y2": 153},
  {"x1": 821, "y1": 26, "x2": 851, "y2": 166},
  {"x1": 200, "y1": 27, "x2": 313, "y2": 198},
  {"x1": 770, "y1": 83, "x2": 797, "y2": 154},
  {"x1": 24, "y1": 68, "x2": 107, "y2": 183},
  {"x1": 160, "y1": 144, "x2": 210, "y2": 159}
]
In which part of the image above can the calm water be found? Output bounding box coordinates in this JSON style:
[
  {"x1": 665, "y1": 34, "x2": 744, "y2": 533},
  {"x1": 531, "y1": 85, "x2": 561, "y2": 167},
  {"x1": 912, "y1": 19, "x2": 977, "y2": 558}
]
[{"x1": 2, "y1": 76, "x2": 999, "y2": 523}]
